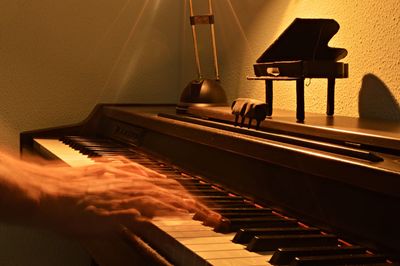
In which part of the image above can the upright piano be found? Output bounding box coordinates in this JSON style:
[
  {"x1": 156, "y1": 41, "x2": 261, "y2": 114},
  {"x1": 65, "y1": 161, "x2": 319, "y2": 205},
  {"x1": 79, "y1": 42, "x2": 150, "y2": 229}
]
[{"x1": 21, "y1": 104, "x2": 400, "y2": 265}]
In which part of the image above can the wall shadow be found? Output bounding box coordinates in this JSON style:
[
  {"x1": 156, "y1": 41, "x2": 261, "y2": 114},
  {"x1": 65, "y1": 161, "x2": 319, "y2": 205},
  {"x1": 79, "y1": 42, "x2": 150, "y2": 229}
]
[{"x1": 358, "y1": 73, "x2": 400, "y2": 121}]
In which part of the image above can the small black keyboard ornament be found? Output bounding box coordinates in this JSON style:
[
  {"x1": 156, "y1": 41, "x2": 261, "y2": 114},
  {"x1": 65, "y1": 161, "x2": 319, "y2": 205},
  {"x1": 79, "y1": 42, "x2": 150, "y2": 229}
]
[
  {"x1": 231, "y1": 98, "x2": 267, "y2": 129},
  {"x1": 247, "y1": 18, "x2": 349, "y2": 122}
]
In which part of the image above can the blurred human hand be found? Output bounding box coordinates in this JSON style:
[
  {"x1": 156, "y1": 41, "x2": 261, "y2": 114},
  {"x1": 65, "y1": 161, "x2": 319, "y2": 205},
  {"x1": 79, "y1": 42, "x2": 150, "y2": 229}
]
[{"x1": 0, "y1": 152, "x2": 220, "y2": 238}]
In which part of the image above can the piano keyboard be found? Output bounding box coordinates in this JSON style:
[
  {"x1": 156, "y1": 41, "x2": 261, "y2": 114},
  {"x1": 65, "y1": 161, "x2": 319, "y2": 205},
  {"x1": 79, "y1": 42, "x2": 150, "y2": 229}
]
[
  {"x1": 33, "y1": 137, "x2": 394, "y2": 266},
  {"x1": 33, "y1": 138, "x2": 95, "y2": 167}
]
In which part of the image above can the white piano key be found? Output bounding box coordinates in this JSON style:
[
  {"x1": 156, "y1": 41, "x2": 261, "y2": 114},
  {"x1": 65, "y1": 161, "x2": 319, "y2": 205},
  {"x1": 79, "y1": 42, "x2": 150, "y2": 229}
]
[
  {"x1": 178, "y1": 235, "x2": 235, "y2": 245},
  {"x1": 154, "y1": 219, "x2": 212, "y2": 233},
  {"x1": 33, "y1": 138, "x2": 94, "y2": 167},
  {"x1": 208, "y1": 256, "x2": 272, "y2": 266},
  {"x1": 152, "y1": 216, "x2": 199, "y2": 226},
  {"x1": 150, "y1": 206, "x2": 274, "y2": 264},
  {"x1": 186, "y1": 243, "x2": 245, "y2": 252},
  {"x1": 168, "y1": 230, "x2": 223, "y2": 238},
  {"x1": 198, "y1": 249, "x2": 272, "y2": 260},
  {"x1": 155, "y1": 224, "x2": 211, "y2": 232}
]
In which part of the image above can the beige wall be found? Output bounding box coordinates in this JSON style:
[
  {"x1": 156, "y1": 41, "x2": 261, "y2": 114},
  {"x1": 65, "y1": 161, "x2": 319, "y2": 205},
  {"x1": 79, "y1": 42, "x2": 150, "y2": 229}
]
[
  {"x1": 0, "y1": 0, "x2": 399, "y2": 265},
  {"x1": 0, "y1": 1, "x2": 186, "y2": 265},
  {"x1": 0, "y1": 0, "x2": 187, "y2": 152},
  {"x1": 1, "y1": 0, "x2": 399, "y2": 152}
]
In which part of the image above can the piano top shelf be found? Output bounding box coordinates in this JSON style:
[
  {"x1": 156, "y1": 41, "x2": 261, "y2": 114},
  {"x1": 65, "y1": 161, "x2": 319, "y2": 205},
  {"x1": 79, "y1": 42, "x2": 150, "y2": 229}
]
[{"x1": 185, "y1": 106, "x2": 400, "y2": 153}]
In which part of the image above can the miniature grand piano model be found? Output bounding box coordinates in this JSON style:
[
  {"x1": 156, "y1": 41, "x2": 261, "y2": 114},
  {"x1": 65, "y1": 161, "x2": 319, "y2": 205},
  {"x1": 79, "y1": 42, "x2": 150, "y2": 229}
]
[
  {"x1": 21, "y1": 104, "x2": 400, "y2": 265},
  {"x1": 248, "y1": 18, "x2": 349, "y2": 122}
]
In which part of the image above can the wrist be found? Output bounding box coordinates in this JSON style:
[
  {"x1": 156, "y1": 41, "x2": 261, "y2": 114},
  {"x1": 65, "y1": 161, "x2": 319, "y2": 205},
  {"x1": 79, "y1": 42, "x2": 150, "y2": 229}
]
[{"x1": 0, "y1": 153, "x2": 43, "y2": 224}]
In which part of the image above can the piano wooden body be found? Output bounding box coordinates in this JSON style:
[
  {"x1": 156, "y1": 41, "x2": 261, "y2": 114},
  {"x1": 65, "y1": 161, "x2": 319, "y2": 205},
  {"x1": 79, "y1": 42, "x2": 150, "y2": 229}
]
[{"x1": 20, "y1": 104, "x2": 400, "y2": 265}]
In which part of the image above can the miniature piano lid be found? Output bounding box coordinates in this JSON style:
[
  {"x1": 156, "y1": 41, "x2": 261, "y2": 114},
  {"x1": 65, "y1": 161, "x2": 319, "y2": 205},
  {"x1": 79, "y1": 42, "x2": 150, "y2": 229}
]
[
  {"x1": 256, "y1": 18, "x2": 348, "y2": 63},
  {"x1": 185, "y1": 106, "x2": 400, "y2": 154}
]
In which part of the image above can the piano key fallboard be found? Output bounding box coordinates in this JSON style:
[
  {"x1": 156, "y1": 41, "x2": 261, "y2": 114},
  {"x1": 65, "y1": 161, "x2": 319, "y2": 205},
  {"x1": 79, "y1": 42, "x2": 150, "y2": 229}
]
[{"x1": 21, "y1": 104, "x2": 400, "y2": 265}]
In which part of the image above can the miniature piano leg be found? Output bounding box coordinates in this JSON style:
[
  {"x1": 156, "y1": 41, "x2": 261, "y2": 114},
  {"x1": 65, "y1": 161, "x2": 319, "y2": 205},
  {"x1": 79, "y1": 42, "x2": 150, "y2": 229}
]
[
  {"x1": 327, "y1": 78, "x2": 335, "y2": 116},
  {"x1": 296, "y1": 78, "x2": 305, "y2": 122},
  {"x1": 265, "y1": 80, "x2": 273, "y2": 116}
]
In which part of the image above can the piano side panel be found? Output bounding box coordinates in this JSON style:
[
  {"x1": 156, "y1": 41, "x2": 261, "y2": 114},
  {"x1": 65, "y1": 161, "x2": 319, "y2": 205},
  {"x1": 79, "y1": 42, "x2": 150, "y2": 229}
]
[
  {"x1": 20, "y1": 103, "x2": 106, "y2": 156},
  {"x1": 20, "y1": 104, "x2": 175, "y2": 156}
]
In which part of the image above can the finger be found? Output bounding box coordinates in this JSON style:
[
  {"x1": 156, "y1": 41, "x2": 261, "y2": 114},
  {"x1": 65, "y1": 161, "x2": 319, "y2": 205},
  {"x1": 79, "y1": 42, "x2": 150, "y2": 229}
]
[
  {"x1": 181, "y1": 198, "x2": 221, "y2": 222},
  {"x1": 96, "y1": 156, "x2": 167, "y2": 179},
  {"x1": 81, "y1": 193, "x2": 192, "y2": 216},
  {"x1": 125, "y1": 196, "x2": 189, "y2": 218},
  {"x1": 87, "y1": 206, "x2": 144, "y2": 234}
]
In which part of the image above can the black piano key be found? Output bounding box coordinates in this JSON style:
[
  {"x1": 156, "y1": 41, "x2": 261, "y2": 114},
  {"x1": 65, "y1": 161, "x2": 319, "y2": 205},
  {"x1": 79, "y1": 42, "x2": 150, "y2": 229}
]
[
  {"x1": 146, "y1": 166, "x2": 179, "y2": 172},
  {"x1": 195, "y1": 195, "x2": 244, "y2": 201},
  {"x1": 124, "y1": 155, "x2": 151, "y2": 160},
  {"x1": 210, "y1": 207, "x2": 272, "y2": 212},
  {"x1": 61, "y1": 136, "x2": 94, "y2": 140},
  {"x1": 80, "y1": 151, "x2": 100, "y2": 157},
  {"x1": 73, "y1": 142, "x2": 122, "y2": 148},
  {"x1": 64, "y1": 142, "x2": 132, "y2": 157},
  {"x1": 62, "y1": 136, "x2": 113, "y2": 144},
  {"x1": 246, "y1": 234, "x2": 338, "y2": 252},
  {"x1": 77, "y1": 146, "x2": 127, "y2": 151},
  {"x1": 171, "y1": 175, "x2": 198, "y2": 179},
  {"x1": 84, "y1": 147, "x2": 130, "y2": 152},
  {"x1": 214, "y1": 217, "x2": 298, "y2": 233},
  {"x1": 172, "y1": 174, "x2": 197, "y2": 179},
  {"x1": 219, "y1": 212, "x2": 276, "y2": 219},
  {"x1": 197, "y1": 210, "x2": 276, "y2": 221},
  {"x1": 185, "y1": 189, "x2": 228, "y2": 196},
  {"x1": 175, "y1": 181, "x2": 204, "y2": 187},
  {"x1": 121, "y1": 156, "x2": 149, "y2": 161},
  {"x1": 182, "y1": 185, "x2": 215, "y2": 189},
  {"x1": 181, "y1": 184, "x2": 214, "y2": 190},
  {"x1": 91, "y1": 151, "x2": 134, "y2": 155},
  {"x1": 233, "y1": 227, "x2": 320, "y2": 244},
  {"x1": 269, "y1": 245, "x2": 367, "y2": 265},
  {"x1": 193, "y1": 207, "x2": 269, "y2": 220},
  {"x1": 206, "y1": 201, "x2": 257, "y2": 208},
  {"x1": 183, "y1": 183, "x2": 217, "y2": 188},
  {"x1": 142, "y1": 165, "x2": 174, "y2": 170},
  {"x1": 139, "y1": 161, "x2": 163, "y2": 165},
  {"x1": 138, "y1": 162, "x2": 169, "y2": 167},
  {"x1": 343, "y1": 264, "x2": 400, "y2": 266},
  {"x1": 290, "y1": 254, "x2": 387, "y2": 266},
  {"x1": 344, "y1": 264, "x2": 400, "y2": 266},
  {"x1": 195, "y1": 206, "x2": 267, "y2": 220},
  {"x1": 128, "y1": 160, "x2": 159, "y2": 165},
  {"x1": 174, "y1": 177, "x2": 202, "y2": 182},
  {"x1": 200, "y1": 198, "x2": 247, "y2": 204},
  {"x1": 155, "y1": 169, "x2": 182, "y2": 174},
  {"x1": 62, "y1": 137, "x2": 153, "y2": 159},
  {"x1": 79, "y1": 143, "x2": 124, "y2": 147}
]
